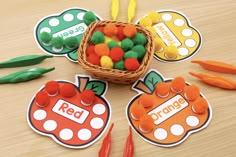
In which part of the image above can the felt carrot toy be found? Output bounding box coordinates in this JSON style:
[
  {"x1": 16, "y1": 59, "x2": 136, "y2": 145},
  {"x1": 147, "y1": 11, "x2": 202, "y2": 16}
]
[
  {"x1": 99, "y1": 123, "x2": 114, "y2": 157},
  {"x1": 189, "y1": 72, "x2": 236, "y2": 90},
  {"x1": 111, "y1": 0, "x2": 119, "y2": 20},
  {"x1": 191, "y1": 60, "x2": 236, "y2": 74},
  {"x1": 123, "y1": 126, "x2": 134, "y2": 157},
  {"x1": 128, "y1": 0, "x2": 136, "y2": 23}
]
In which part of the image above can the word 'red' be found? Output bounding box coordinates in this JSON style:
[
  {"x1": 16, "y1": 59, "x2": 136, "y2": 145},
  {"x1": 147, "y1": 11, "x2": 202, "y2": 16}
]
[{"x1": 52, "y1": 99, "x2": 89, "y2": 124}]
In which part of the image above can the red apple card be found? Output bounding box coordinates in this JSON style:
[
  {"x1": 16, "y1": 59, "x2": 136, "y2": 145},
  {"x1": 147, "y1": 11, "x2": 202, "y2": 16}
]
[
  {"x1": 126, "y1": 69, "x2": 212, "y2": 147},
  {"x1": 27, "y1": 75, "x2": 111, "y2": 148}
]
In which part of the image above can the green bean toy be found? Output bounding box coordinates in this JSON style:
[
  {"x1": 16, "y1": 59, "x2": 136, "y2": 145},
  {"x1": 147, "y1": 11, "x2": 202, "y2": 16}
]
[
  {"x1": 0, "y1": 55, "x2": 53, "y2": 68},
  {"x1": 0, "y1": 67, "x2": 55, "y2": 83}
]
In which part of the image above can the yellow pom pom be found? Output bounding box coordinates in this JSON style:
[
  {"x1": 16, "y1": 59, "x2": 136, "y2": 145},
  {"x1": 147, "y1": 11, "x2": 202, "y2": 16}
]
[
  {"x1": 100, "y1": 56, "x2": 114, "y2": 68},
  {"x1": 154, "y1": 37, "x2": 165, "y2": 52},
  {"x1": 147, "y1": 11, "x2": 161, "y2": 23},
  {"x1": 164, "y1": 45, "x2": 178, "y2": 59},
  {"x1": 146, "y1": 26, "x2": 158, "y2": 37},
  {"x1": 139, "y1": 17, "x2": 152, "y2": 27}
]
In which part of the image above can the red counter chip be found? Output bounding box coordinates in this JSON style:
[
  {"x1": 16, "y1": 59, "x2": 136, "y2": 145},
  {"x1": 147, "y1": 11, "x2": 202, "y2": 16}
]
[{"x1": 27, "y1": 75, "x2": 111, "y2": 149}]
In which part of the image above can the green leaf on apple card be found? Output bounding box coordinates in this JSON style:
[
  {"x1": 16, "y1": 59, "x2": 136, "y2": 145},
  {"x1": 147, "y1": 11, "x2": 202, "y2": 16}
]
[
  {"x1": 85, "y1": 81, "x2": 106, "y2": 96},
  {"x1": 144, "y1": 70, "x2": 164, "y2": 92}
]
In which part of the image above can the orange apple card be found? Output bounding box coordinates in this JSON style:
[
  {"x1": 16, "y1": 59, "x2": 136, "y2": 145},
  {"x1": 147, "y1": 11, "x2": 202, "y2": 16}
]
[
  {"x1": 27, "y1": 75, "x2": 111, "y2": 148},
  {"x1": 126, "y1": 69, "x2": 212, "y2": 147}
]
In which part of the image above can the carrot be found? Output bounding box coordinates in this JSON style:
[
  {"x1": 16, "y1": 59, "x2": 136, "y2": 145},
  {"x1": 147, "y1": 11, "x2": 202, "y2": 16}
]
[
  {"x1": 123, "y1": 126, "x2": 134, "y2": 157},
  {"x1": 99, "y1": 123, "x2": 114, "y2": 157},
  {"x1": 189, "y1": 72, "x2": 236, "y2": 90},
  {"x1": 191, "y1": 60, "x2": 236, "y2": 74}
]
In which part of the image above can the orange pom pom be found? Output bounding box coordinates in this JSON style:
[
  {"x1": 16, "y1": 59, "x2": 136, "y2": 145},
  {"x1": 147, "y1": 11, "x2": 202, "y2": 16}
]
[
  {"x1": 130, "y1": 102, "x2": 146, "y2": 120},
  {"x1": 171, "y1": 77, "x2": 185, "y2": 93},
  {"x1": 139, "y1": 115, "x2": 154, "y2": 133},
  {"x1": 155, "y1": 82, "x2": 170, "y2": 98},
  {"x1": 185, "y1": 85, "x2": 200, "y2": 101},
  {"x1": 139, "y1": 93, "x2": 154, "y2": 108},
  {"x1": 123, "y1": 24, "x2": 137, "y2": 38},
  {"x1": 104, "y1": 23, "x2": 118, "y2": 37},
  {"x1": 192, "y1": 97, "x2": 209, "y2": 114},
  {"x1": 94, "y1": 43, "x2": 110, "y2": 56}
]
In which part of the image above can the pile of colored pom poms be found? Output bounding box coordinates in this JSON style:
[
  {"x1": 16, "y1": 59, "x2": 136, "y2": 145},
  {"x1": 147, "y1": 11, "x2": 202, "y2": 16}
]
[{"x1": 86, "y1": 23, "x2": 148, "y2": 71}]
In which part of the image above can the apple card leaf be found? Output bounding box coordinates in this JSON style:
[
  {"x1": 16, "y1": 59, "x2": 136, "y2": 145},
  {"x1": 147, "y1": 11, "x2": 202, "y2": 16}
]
[
  {"x1": 85, "y1": 81, "x2": 106, "y2": 96},
  {"x1": 67, "y1": 51, "x2": 78, "y2": 62},
  {"x1": 144, "y1": 71, "x2": 164, "y2": 92},
  {"x1": 133, "y1": 70, "x2": 164, "y2": 94}
]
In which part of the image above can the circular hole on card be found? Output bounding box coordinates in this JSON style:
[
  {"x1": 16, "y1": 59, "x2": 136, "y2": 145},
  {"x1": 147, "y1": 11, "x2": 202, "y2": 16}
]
[
  {"x1": 43, "y1": 120, "x2": 57, "y2": 131},
  {"x1": 63, "y1": 13, "x2": 74, "y2": 22},
  {"x1": 178, "y1": 48, "x2": 189, "y2": 56},
  {"x1": 174, "y1": 19, "x2": 185, "y2": 26},
  {"x1": 90, "y1": 117, "x2": 104, "y2": 129},
  {"x1": 49, "y1": 18, "x2": 60, "y2": 27},
  {"x1": 77, "y1": 12, "x2": 85, "y2": 20},
  {"x1": 59, "y1": 128, "x2": 73, "y2": 140},
  {"x1": 78, "y1": 129, "x2": 92, "y2": 141},
  {"x1": 182, "y1": 29, "x2": 193, "y2": 37},
  {"x1": 162, "y1": 14, "x2": 172, "y2": 21},
  {"x1": 170, "y1": 124, "x2": 184, "y2": 136},
  {"x1": 186, "y1": 116, "x2": 200, "y2": 127},
  {"x1": 154, "y1": 128, "x2": 168, "y2": 140},
  {"x1": 185, "y1": 39, "x2": 196, "y2": 47},
  {"x1": 92, "y1": 104, "x2": 106, "y2": 115},
  {"x1": 40, "y1": 27, "x2": 51, "y2": 33},
  {"x1": 33, "y1": 109, "x2": 47, "y2": 120}
]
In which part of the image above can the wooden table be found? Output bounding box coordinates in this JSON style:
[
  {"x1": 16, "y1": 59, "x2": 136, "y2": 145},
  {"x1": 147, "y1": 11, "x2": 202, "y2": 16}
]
[{"x1": 1, "y1": 0, "x2": 236, "y2": 156}]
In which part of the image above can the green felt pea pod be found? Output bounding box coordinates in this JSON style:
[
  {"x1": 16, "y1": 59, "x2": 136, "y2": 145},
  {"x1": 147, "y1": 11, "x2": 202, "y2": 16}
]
[
  {"x1": 0, "y1": 67, "x2": 55, "y2": 84},
  {"x1": 0, "y1": 55, "x2": 53, "y2": 68}
]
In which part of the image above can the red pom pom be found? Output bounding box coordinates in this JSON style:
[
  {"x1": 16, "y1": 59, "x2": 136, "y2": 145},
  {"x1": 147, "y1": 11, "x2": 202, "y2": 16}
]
[
  {"x1": 81, "y1": 90, "x2": 95, "y2": 106},
  {"x1": 87, "y1": 53, "x2": 100, "y2": 66},
  {"x1": 35, "y1": 91, "x2": 50, "y2": 107},
  {"x1": 60, "y1": 84, "x2": 76, "y2": 98},
  {"x1": 117, "y1": 26, "x2": 126, "y2": 41},
  {"x1": 86, "y1": 45, "x2": 95, "y2": 56},
  {"x1": 93, "y1": 27, "x2": 104, "y2": 33},
  {"x1": 45, "y1": 81, "x2": 59, "y2": 96},
  {"x1": 109, "y1": 47, "x2": 124, "y2": 62},
  {"x1": 124, "y1": 58, "x2": 140, "y2": 71}
]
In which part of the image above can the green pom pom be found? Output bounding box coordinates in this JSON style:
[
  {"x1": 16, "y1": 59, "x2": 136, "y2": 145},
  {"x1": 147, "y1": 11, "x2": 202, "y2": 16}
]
[
  {"x1": 121, "y1": 38, "x2": 134, "y2": 51},
  {"x1": 132, "y1": 45, "x2": 147, "y2": 60},
  {"x1": 51, "y1": 37, "x2": 64, "y2": 49},
  {"x1": 91, "y1": 31, "x2": 105, "y2": 44},
  {"x1": 131, "y1": 33, "x2": 147, "y2": 46},
  {"x1": 40, "y1": 32, "x2": 52, "y2": 44},
  {"x1": 114, "y1": 60, "x2": 125, "y2": 70},
  {"x1": 64, "y1": 36, "x2": 79, "y2": 49},
  {"x1": 124, "y1": 51, "x2": 138, "y2": 59},
  {"x1": 107, "y1": 41, "x2": 120, "y2": 49},
  {"x1": 83, "y1": 11, "x2": 97, "y2": 25}
]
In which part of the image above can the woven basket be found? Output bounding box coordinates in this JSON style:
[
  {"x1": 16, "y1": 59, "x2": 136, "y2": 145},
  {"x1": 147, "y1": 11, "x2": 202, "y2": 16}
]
[{"x1": 78, "y1": 20, "x2": 155, "y2": 84}]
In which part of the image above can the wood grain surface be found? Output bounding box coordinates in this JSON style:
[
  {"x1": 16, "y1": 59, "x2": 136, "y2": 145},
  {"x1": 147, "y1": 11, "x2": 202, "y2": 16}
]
[{"x1": 0, "y1": 0, "x2": 235, "y2": 156}]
